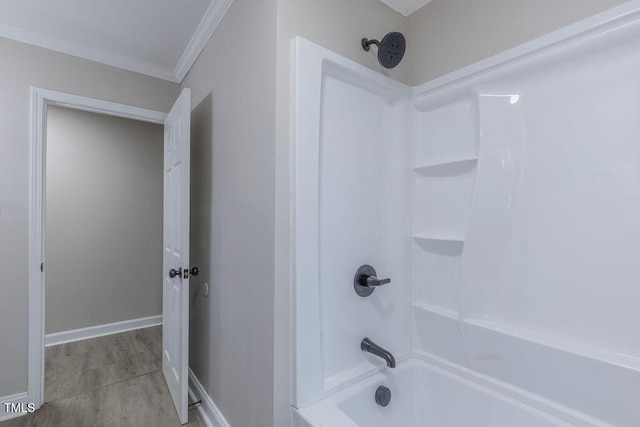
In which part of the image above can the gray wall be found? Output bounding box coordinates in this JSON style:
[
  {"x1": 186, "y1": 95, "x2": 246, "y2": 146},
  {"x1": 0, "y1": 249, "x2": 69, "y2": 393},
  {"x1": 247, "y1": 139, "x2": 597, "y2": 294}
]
[
  {"x1": 407, "y1": 0, "x2": 629, "y2": 85},
  {"x1": 181, "y1": 0, "x2": 277, "y2": 426},
  {"x1": 277, "y1": 0, "x2": 409, "y2": 83},
  {"x1": 0, "y1": 36, "x2": 178, "y2": 397},
  {"x1": 46, "y1": 106, "x2": 163, "y2": 335}
]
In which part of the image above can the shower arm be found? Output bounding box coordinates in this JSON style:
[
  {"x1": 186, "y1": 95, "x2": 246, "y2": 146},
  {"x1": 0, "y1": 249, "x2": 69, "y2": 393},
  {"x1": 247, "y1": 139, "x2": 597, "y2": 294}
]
[{"x1": 361, "y1": 38, "x2": 380, "y2": 52}]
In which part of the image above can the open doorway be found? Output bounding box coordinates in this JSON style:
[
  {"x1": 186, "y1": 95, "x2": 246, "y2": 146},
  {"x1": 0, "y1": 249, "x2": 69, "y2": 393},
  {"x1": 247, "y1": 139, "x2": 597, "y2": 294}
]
[
  {"x1": 25, "y1": 88, "x2": 197, "y2": 425},
  {"x1": 43, "y1": 104, "x2": 164, "y2": 402}
]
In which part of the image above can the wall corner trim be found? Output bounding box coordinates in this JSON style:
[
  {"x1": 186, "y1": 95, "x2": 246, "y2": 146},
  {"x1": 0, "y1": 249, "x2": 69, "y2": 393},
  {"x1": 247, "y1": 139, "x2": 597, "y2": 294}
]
[{"x1": 188, "y1": 368, "x2": 230, "y2": 427}]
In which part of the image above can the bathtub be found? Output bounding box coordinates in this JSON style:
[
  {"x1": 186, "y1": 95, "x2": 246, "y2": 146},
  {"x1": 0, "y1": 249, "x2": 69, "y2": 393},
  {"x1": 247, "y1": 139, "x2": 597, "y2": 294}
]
[{"x1": 292, "y1": 359, "x2": 571, "y2": 427}]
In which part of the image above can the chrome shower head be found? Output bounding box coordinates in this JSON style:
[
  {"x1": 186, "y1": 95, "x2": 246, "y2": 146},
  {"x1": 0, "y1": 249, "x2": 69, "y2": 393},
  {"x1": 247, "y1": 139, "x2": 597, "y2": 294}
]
[{"x1": 362, "y1": 32, "x2": 406, "y2": 69}]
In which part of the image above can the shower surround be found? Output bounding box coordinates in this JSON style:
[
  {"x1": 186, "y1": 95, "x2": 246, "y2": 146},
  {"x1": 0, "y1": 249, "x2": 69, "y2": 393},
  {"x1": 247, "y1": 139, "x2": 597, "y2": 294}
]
[{"x1": 291, "y1": 3, "x2": 640, "y2": 426}]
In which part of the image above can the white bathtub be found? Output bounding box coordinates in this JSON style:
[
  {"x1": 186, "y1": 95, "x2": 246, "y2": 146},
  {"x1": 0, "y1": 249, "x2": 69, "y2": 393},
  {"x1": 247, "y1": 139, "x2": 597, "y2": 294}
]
[{"x1": 292, "y1": 359, "x2": 571, "y2": 427}]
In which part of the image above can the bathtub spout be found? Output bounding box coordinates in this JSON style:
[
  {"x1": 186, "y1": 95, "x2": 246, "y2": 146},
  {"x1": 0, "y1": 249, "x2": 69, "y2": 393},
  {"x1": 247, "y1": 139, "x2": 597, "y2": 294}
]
[{"x1": 361, "y1": 337, "x2": 396, "y2": 368}]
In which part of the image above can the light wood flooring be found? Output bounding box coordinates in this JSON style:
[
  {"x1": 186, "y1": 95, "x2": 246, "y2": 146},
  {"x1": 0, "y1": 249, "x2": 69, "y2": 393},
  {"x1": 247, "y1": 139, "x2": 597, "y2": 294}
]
[{"x1": 1, "y1": 326, "x2": 205, "y2": 427}]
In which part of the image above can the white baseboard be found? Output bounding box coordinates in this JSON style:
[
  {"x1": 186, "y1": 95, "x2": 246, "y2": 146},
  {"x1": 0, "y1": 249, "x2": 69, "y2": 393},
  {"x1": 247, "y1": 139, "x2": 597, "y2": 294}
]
[
  {"x1": 0, "y1": 392, "x2": 31, "y2": 422},
  {"x1": 188, "y1": 368, "x2": 230, "y2": 427},
  {"x1": 45, "y1": 315, "x2": 162, "y2": 347}
]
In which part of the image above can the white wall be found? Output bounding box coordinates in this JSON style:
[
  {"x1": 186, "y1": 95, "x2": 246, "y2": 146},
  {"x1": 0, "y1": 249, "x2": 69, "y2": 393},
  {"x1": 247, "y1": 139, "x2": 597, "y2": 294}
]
[
  {"x1": 181, "y1": 0, "x2": 277, "y2": 426},
  {"x1": 0, "y1": 36, "x2": 178, "y2": 398},
  {"x1": 407, "y1": 0, "x2": 630, "y2": 85},
  {"x1": 46, "y1": 106, "x2": 163, "y2": 334}
]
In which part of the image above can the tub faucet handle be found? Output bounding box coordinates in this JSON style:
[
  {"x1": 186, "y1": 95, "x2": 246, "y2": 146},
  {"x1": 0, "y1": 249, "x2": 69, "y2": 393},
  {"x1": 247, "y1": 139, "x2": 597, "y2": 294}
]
[
  {"x1": 366, "y1": 276, "x2": 390, "y2": 287},
  {"x1": 354, "y1": 264, "x2": 391, "y2": 297}
]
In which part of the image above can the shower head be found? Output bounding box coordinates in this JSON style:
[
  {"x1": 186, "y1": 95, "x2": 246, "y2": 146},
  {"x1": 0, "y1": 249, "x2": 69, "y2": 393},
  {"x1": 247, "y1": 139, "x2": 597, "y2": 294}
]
[{"x1": 362, "y1": 32, "x2": 406, "y2": 69}]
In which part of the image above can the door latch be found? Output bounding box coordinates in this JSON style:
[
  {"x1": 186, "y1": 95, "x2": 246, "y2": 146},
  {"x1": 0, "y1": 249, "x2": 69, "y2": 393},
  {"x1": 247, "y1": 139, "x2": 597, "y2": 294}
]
[{"x1": 169, "y1": 268, "x2": 197, "y2": 279}]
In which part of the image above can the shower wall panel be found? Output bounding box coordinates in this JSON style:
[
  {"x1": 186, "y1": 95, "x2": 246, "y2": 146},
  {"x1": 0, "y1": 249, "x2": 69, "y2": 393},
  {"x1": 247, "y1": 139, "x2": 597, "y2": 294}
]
[
  {"x1": 293, "y1": 39, "x2": 411, "y2": 408},
  {"x1": 411, "y1": 7, "x2": 640, "y2": 425},
  {"x1": 294, "y1": 5, "x2": 640, "y2": 425}
]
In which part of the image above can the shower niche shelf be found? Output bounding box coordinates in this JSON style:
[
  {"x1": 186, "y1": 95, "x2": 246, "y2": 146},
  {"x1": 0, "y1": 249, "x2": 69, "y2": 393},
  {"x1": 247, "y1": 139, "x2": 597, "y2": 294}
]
[
  {"x1": 412, "y1": 234, "x2": 465, "y2": 244},
  {"x1": 411, "y1": 237, "x2": 463, "y2": 312},
  {"x1": 413, "y1": 301, "x2": 459, "y2": 321},
  {"x1": 413, "y1": 157, "x2": 478, "y2": 177},
  {"x1": 414, "y1": 97, "x2": 479, "y2": 169},
  {"x1": 412, "y1": 168, "x2": 476, "y2": 244},
  {"x1": 410, "y1": 95, "x2": 479, "y2": 331}
]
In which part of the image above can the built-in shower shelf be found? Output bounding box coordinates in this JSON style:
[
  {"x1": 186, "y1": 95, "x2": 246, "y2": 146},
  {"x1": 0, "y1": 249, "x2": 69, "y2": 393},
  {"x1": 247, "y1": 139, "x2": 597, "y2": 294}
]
[
  {"x1": 412, "y1": 234, "x2": 465, "y2": 244},
  {"x1": 413, "y1": 302, "x2": 460, "y2": 321},
  {"x1": 413, "y1": 157, "x2": 478, "y2": 176}
]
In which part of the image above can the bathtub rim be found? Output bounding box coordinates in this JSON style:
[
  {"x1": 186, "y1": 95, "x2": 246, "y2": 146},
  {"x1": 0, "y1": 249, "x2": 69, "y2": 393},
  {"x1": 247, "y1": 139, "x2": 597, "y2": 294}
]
[{"x1": 293, "y1": 357, "x2": 581, "y2": 427}]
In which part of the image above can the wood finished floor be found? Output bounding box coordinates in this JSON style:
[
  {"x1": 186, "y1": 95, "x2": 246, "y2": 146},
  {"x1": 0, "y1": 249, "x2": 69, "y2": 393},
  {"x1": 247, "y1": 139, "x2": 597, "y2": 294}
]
[{"x1": 1, "y1": 327, "x2": 205, "y2": 427}]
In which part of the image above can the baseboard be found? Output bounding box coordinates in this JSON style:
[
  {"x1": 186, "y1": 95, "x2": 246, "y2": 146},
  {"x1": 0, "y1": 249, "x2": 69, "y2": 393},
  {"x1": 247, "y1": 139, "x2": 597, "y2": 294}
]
[
  {"x1": 45, "y1": 315, "x2": 162, "y2": 347},
  {"x1": 188, "y1": 368, "x2": 230, "y2": 427},
  {"x1": 0, "y1": 392, "x2": 31, "y2": 422}
]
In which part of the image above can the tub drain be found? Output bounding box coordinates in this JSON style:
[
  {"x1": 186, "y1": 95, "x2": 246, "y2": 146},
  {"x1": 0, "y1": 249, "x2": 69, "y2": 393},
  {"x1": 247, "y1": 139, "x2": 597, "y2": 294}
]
[{"x1": 375, "y1": 385, "x2": 391, "y2": 407}]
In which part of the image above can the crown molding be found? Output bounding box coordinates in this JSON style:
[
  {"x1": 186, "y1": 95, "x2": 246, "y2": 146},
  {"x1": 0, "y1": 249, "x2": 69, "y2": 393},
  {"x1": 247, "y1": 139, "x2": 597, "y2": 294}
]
[
  {"x1": 379, "y1": 0, "x2": 432, "y2": 16},
  {"x1": 0, "y1": 0, "x2": 235, "y2": 83},
  {"x1": 0, "y1": 21, "x2": 179, "y2": 82},
  {"x1": 174, "y1": 0, "x2": 235, "y2": 82}
]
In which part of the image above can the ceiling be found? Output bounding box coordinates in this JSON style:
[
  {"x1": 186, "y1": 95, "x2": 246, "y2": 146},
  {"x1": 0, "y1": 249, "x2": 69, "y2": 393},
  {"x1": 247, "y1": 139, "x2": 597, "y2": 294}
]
[
  {"x1": 380, "y1": 0, "x2": 432, "y2": 16},
  {"x1": 0, "y1": 0, "x2": 429, "y2": 83},
  {"x1": 0, "y1": 0, "x2": 233, "y2": 82}
]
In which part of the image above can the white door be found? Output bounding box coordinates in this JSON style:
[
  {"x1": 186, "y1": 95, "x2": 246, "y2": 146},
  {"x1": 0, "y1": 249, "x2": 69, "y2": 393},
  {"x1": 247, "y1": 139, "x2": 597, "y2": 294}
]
[{"x1": 162, "y1": 88, "x2": 191, "y2": 424}]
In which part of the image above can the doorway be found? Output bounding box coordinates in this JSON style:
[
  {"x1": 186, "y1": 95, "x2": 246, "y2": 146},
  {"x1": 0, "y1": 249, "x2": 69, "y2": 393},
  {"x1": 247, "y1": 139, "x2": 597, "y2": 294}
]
[
  {"x1": 27, "y1": 88, "x2": 165, "y2": 415},
  {"x1": 28, "y1": 88, "x2": 193, "y2": 424},
  {"x1": 43, "y1": 103, "x2": 164, "y2": 400},
  {"x1": 44, "y1": 105, "x2": 164, "y2": 343}
]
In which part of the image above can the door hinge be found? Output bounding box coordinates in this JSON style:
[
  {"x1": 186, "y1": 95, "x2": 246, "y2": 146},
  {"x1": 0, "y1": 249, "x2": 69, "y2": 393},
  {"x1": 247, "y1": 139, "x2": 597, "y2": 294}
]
[
  {"x1": 40, "y1": 263, "x2": 44, "y2": 272},
  {"x1": 183, "y1": 268, "x2": 189, "y2": 279}
]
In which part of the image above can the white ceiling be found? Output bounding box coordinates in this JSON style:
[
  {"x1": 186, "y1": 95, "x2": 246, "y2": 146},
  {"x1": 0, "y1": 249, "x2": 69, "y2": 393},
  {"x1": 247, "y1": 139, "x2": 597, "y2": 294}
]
[
  {"x1": 0, "y1": 0, "x2": 429, "y2": 83},
  {"x1": 379, "y1": 0, "x2": 432, "y2": 16},
  {"x1": 0, "y1": 0, "x2": 233, "y2": 82}
]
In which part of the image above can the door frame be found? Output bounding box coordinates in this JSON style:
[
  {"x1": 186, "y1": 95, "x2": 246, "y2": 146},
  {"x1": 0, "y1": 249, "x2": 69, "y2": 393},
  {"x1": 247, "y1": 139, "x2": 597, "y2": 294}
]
[{"x1": 28, "y1": 87, "x2": 167, "y2": 407}]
